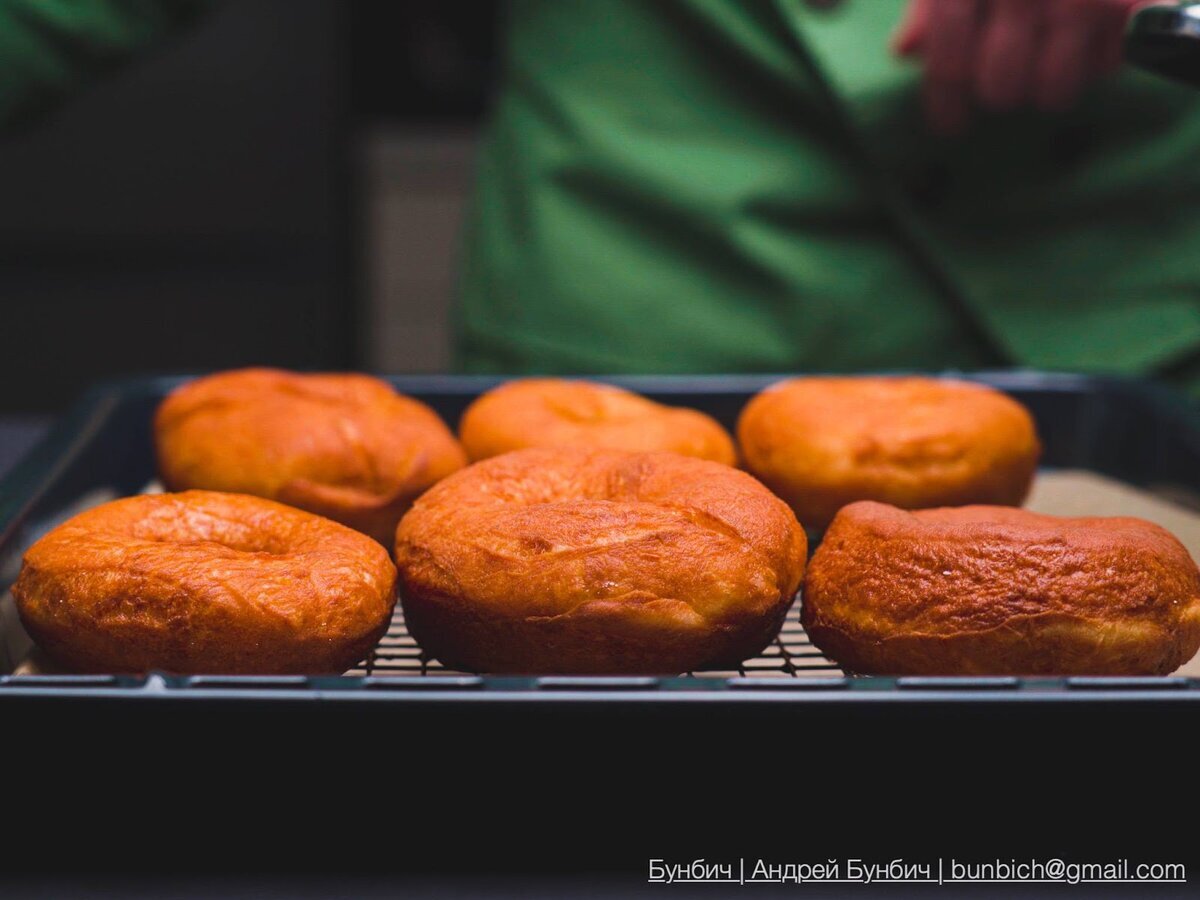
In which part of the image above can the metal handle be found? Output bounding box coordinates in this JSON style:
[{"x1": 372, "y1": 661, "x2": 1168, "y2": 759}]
[{"x1": 1126, "y1": 3, "x2": 1200, "y2": 86}]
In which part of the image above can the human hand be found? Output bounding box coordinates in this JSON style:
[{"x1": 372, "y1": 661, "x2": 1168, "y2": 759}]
[{"x1": 893, "y1": 0, "x2": 1162, "y2": 134}]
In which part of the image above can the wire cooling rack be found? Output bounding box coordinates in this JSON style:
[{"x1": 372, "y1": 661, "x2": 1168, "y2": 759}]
[{"x1": 350, "y1": 597, "x2": 840, "y2": 678}]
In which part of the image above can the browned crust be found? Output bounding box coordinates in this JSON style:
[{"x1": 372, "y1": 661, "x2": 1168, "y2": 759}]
[
  {"x1": 11, "y1": 491, "x2": 398, "y2": 674},
  {"x1": 737, "y1": 377, "x2": 1040, "y2": 530},
  {"x1": 803, "y1": 501, "x2": 1200, "y2": 675},
  {"x1": 395, "y1": 448, "x2": 806, "y2": 674},
  {"x1": 155, "y1": 368, "x2": 467, "y2": 544},
  {"x1": 459, "y1": 378, "x2": 737, "y2": 466}
]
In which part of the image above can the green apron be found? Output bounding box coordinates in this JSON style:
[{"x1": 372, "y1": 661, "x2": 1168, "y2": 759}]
[{"x1": 458, "y1": 0, "x2": 1200, "y2": 389}]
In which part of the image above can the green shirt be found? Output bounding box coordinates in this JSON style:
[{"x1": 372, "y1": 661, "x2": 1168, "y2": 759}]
[
  {"x1": 459, "y1": 0, "x2": 1200, "y2": 388},
  {"x1": 0, "y1": 0, "x2": 205, "y2": 131}
]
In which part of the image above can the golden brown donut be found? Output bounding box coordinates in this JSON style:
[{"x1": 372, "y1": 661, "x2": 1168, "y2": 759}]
[
  {"x1": 737, "y1": 377, "x2": 1040, "y2": 530},
  {"x1": 12, "y1": 491, "x2": 397, "y2": 674},
  {"x1": 803, "y1": 501, "x2": 1200, "y2": 676},
  {"x1": 155, "y1": 368, "x2": 466, "y2": 545},
  {"x1": 458, "y1": 378, "x2": 737, "y2": 465},
  {"x1": 395, "y1": 447, "x2": 806, "y2": 674}
]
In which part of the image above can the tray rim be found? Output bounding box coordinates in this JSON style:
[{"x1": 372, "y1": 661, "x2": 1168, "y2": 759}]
[{"x1": 1, "y1": 670, "x2": 1198, "y2": 702}]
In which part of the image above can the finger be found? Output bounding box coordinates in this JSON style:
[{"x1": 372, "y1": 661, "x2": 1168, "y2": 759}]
[
  {"x1": 922, "y1": 0, "x2": 982, "y2": 134},
  {"x1": 893, "y1": 0, "x2": 933, "y2": 57},
  {"x1": 975, "y1": 0, "x2": 1042, "y2": 110},
  {"x1": 1033, "y1": 1, "x2": 1097, "y2": 111},
  {"x1": 923, "y1": 0, "x2": 982, "y2": 83},
  {"x1": 1092, "y1": 14, "x2": 1125, "y2": 74}
]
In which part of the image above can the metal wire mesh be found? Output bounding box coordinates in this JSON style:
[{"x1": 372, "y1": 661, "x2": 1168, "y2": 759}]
[{"x1": 349, "y1": 596, "x2": 840, "y2": 678}]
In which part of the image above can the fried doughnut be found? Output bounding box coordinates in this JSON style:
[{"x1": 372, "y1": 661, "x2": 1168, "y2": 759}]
[
  {"x1": 11, "y1": 491, "x2": 397, "y2": 674},
  {"x1": 458, "y1": 378, "x2": 737, "y2": 465},
  {"x1": 395, "y1": 447, "x2": 806, "y2": 674},
  {"x1": 803, "y1": 501, "x2": 1200, "y2": 676},
  {"x1": 737, "y1": 377, "x2": 1040, "y2": 530},
  {"x1": 155, "y1": 368, "x2": 466, "y2": 545}
]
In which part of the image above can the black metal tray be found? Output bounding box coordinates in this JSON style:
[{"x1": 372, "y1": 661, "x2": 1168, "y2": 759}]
[
  {"x1": 3, "y1": 370, "x2": 1200, "y2": 705},
  {"x1": 9, "y1": 371, "x2": 1200, "y2": 879}
]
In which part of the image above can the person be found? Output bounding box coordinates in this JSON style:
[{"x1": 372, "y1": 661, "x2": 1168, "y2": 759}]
[
  {"x1": 7, "y1": 1, "x2": 1200, "y2": 388},
  {"x1": 459, "y1": 0, "x2": 1200, "y2": 388}
]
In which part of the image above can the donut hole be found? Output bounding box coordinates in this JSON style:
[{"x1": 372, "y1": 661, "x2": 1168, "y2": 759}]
[
  {"x1": 123, "y1": 501, "x2": 303, "y2": 557},
  {"x1": 543, "y1": 391, "x2": 623, "y2": 423}
]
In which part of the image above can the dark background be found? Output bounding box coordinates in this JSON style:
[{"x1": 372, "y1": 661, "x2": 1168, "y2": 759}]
[{"x1": 0, "y1": 0, "x2": 499, "y2": 413}]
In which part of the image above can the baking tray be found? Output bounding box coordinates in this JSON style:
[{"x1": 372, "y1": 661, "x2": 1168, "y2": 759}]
[
  {"x1": 3, "y1": 371, "x2": 1200, "y2": 705},
  {"x1": 7, "y1": 372, "x2": 1200, "y2": 878}
]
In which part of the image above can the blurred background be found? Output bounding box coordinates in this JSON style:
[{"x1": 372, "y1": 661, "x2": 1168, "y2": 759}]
[{"x1": 0, "y1": 0, "x2": 498, "y2": 413}]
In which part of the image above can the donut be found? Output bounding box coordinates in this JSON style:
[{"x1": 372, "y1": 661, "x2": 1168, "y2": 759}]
[
  {"x1": 395, "y1": 447, "x2": 806, "y2": 674},
  {"x1": 458, "y1": 378, "x2": 737, "y2": 465},
  {"x1": 155, "y1": 368, "x2": 466, "y2": 545},
  {"x1": 11, "y1": 491, "x2": 397, "y2": 674},
  {"x1": 803, "y1": 501, "x2": 1200, "y2": 676},
  {"x1": 737, "y1": 376, "x2": 1040, "y2": 530}
]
